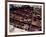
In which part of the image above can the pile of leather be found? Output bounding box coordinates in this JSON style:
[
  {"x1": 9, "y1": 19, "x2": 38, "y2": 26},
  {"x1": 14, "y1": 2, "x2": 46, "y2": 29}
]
[{"x1": 10, "y1": 4, "x2": 42, "y2": 31}]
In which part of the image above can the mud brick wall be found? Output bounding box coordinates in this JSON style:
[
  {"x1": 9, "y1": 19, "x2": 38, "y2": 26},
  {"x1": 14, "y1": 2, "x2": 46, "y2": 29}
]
[{"x1": 9, "y1": 4, "x2": 42, "y2": 31}]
